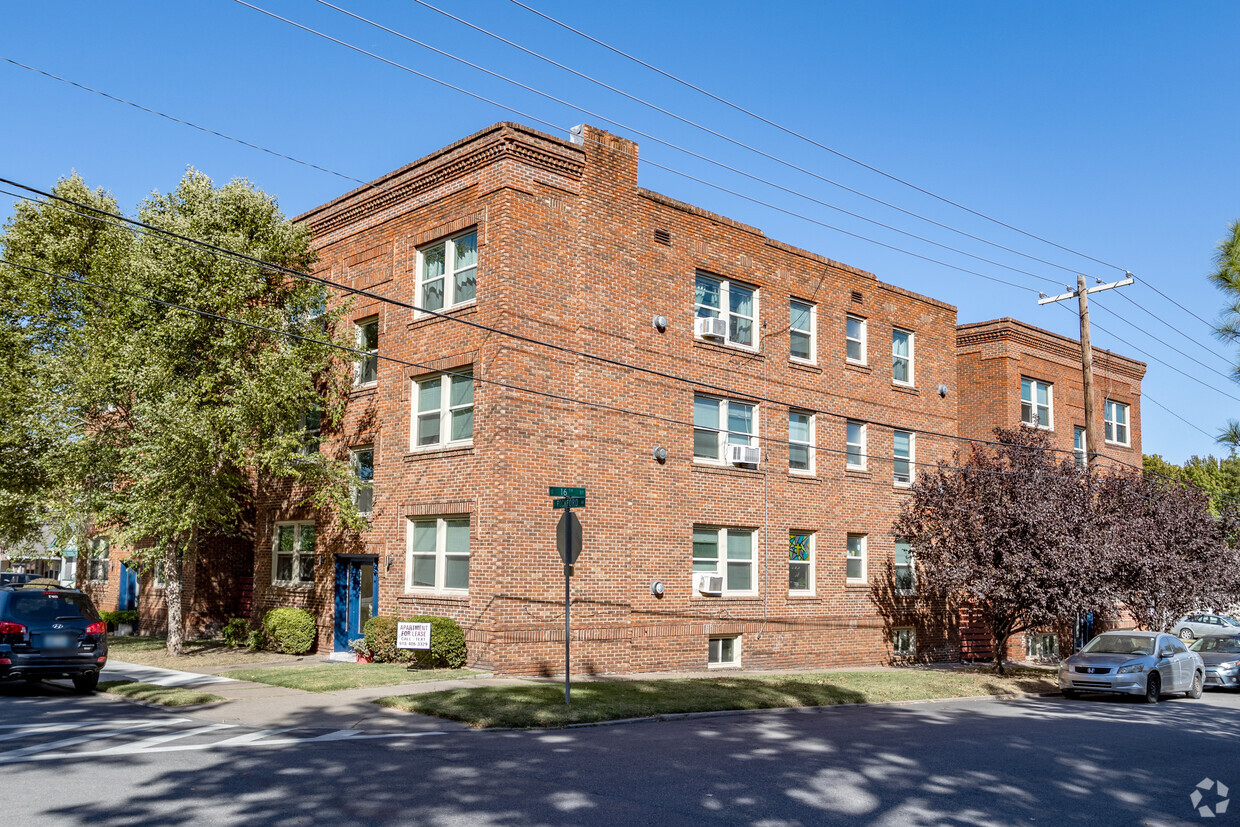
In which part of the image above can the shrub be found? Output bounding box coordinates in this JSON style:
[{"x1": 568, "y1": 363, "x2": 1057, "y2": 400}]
[
  {"x1": 261, "y1": 608, "x2": 316, "y2": 655},
  {"x1": 405, "y1": 615, "x2": 468, "y2": 669},
  {"x1": 222, "y1": 617, "x2": 251, "y2": 648},
  {"x1": 363, "y1": 616, "x2": 410, "y2": 663},
  {"x1": 246, "y1": 629, "x2": 266, "y2": 651},
  {"x1": 99, "y1": 610, "x2": 140, "y2": 628}
]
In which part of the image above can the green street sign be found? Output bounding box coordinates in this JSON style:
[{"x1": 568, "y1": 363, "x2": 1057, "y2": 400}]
[
  {"x1": 548, "y1": 486, "x2": 586, "y2": 498},
  {"x1": 552, "y1": 496, "x2": 586, "y2": 509}
]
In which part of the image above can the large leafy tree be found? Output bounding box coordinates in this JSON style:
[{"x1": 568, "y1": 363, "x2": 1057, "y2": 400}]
[
  {"x1": 1211, "y1": 219, "x2": 1240, "y2": 450},
  {"x1": 0, "y1": 171, "x2": 361, "y2": 653},
  {"x1": 893, "y1": 427, "x2": 1101, "y2": 673}
]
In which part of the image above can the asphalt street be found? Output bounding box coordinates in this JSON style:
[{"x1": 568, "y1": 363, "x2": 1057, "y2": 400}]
[{"x1": 2, "y1": 681, "x2": 1236, "y2": 826}]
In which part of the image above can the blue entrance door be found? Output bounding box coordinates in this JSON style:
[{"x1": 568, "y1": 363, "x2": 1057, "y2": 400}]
[
  {"x1": 118, "y1": 563, "x2": 139, "y2": 610},
  {"x1": 334, "y1": 557, "x2": 377, "y2": 652}
]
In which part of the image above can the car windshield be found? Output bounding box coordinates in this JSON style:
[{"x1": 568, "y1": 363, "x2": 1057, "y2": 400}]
[
  {"x1": 1191, "y1": 637, "x2": 1240, "y2": 654},
  {"x1": 1081, "y1": 635, "x2": 1154, "y2": 656},
  {"x1": 5, "y1": 591, "x2": 99, "y2": 623}
]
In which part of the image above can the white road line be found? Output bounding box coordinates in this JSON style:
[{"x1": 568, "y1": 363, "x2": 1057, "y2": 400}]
[
  {"x1": 93, "y1": 723, "x2": 237, "y2": 755},
  {"x1": 0, "y1": 724, "x2": 80, "y2": 743},
  {"x1": 0, "y1": 721, "x2": 169, "y2": 763},
  {"x1": 0, "y1": 718, "x2": 188, "y2": 729}
]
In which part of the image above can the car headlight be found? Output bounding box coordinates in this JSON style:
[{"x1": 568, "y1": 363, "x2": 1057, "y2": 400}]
[
  {"x1": 1216, "y1": 661, "x2": 1239, "y2": 671},
  {"x1": 1117, "y1": 664, "x2": 1145, "y2": 674}
]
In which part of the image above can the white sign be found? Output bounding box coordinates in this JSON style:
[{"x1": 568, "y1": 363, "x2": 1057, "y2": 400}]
[{"x1": 396, "y1": 622, "x2": 431, "y2": 650}]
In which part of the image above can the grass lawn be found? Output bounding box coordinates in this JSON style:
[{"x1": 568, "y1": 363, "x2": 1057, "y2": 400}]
[
  {"x1": 99, "y1": 680, "x2": 225, "y2": 707},
  {"x1": 225, "y1": 663, "x2": 480, "y2": 693},
  {"x1": 106, "y1": 636, "x2": 304, "y2": 669},
  {"x1": 375, "y1": 667, "x2": 1057, "y2": 728}
]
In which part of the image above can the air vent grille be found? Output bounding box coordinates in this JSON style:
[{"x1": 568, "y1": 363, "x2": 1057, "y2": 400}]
[
  {"x1": 851, "y1": 290, "x2": 863, "y2": 303},
  {"x1": 654, "y1": 228, "x2": 671, "y2": 246}
]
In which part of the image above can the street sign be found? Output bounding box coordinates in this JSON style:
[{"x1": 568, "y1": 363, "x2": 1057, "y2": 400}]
[
  {"x1": 548, "y1": 486, "x2": 586, "y2": 498},
  {"x1": 552, "y1": 496, "x2": 586, "y2": 509},
  {"x1": 396, "y1": 622, "x2": 431, "y2": 650},
  {"x1": 556, "y1": 511, "x2": 583, "y2": 565}
]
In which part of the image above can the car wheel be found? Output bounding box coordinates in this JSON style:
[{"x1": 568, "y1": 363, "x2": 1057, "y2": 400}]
[
  {"x1": 1189, "y1": 671, "x2": 1204, "y2": 699},
  {"x1": 72, "y1": 672, "x2": 99, "y2": 694},
  {"x1": 1178, "y1": 628, "x2": 1195, "y2": 641},
  {"x1": 1062, "y1": 689, "x2": 1079, "y2": 700},
  {"x1": 1144, "y1": 672, "x2": 1161, "y2": 704}
]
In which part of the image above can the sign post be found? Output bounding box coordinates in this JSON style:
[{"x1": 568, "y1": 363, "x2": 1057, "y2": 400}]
[{"x1": 550, "y1": 486, "x2": 585, "y2": 705}]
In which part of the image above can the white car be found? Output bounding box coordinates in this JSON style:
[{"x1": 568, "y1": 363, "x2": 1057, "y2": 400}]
[{"x1": 1059, "y1": 631, "x2": 1204, "y2": 703}]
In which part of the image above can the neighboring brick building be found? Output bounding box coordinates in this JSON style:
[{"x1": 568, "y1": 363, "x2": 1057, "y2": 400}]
[{"x1": 240, "y1": 122, "x2": 1143, "y2": 675}]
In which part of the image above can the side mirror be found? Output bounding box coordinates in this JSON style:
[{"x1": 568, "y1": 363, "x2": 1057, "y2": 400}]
[{"x1": 1159, "y1": 647, "x2": 1174, "y2": 659}]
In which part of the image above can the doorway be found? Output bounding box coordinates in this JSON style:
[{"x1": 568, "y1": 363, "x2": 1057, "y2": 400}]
[{"x1": 334, "y1": 556, "x2": 378, "y2": 652}]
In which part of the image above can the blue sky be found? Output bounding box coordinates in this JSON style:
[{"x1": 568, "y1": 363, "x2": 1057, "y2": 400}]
[{"x1": 3, "y1": 1, "x2": 1238, "y2": 464}]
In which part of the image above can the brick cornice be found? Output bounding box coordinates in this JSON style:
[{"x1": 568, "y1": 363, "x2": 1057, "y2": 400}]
[{"x1": 957, "y1": 319, "x2": 1145, "y2": 381}]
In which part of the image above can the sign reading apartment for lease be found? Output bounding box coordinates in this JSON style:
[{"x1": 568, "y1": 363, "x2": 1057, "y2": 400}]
[{"x1": 396, "y1": 622, "x2": 431, "y2": 650}]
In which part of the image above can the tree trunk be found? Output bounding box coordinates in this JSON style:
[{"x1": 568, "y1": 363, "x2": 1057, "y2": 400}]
[
  {"x1": 163, "y1": 538, "x2": 184, "y2": 656},
  {"x1": 991, "y1": 616, "x2": 1011, "y2": 676}
]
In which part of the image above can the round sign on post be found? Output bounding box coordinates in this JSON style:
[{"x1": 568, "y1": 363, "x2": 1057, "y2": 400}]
[{"x1": 556, "y1": 511, "x2": 583, "y2": 565}]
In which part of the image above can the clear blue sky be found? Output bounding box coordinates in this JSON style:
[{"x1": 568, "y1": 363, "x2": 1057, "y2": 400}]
[{"x1": 3, "y1": 1, "x2": 1238, "y2": 464}]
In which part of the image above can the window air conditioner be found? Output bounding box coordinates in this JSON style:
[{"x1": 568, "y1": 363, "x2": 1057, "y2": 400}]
[
  {"x1": 695, "y1": 316, "x2": 728, "y2": 340},
  {"x1": 728, "y1": 444, "x2": 761, "y2": 467},
  {"x1": 695, "y1": 573, "x2": 724, "y2": 595}
]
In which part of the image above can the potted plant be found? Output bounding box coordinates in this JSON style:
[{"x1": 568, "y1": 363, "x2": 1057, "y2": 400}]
[{"x1": 349, "y1": 638, "x2": 373, "y2": 664}]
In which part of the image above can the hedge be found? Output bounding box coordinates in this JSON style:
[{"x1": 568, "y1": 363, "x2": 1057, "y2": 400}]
[
  {"x1": 363, "y1": 615, "x2": 467, "y2": 668},
  {"x1": 261, "y1": 607, "x2": 316, "y2": 654},
  {"x1": 222, "y1": 617, "x2": 251, "y2": 648}
]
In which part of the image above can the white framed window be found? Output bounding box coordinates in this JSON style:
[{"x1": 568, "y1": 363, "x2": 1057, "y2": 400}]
[
  {"x1": 893, "y1": 627, "x2": 915, "y2": 656},
  {"x1": 708, "y1": 635, "x2": 740, "y2": 667},
  {"x1": 87, "y1": 537, "x2": 110, "y2": 583},
  {"x1": 1020, "y1": 378, "x2": 1053, "y2": 429},
  {"x1": 693, "y1": 395, "x2": 756, "y2": 463},
  {"x1": 692, "y1": 526, "x2": 755, "y2": 595},
  {"x1": 1104, "y1": 400, "x2": 1130, "y2": 446},
  {"x1": 1025, "y1": 632, "x2": 1058, "y2": 660},
  {"x1": 788, "y1": 409, "x2": 814, "y2": 474},
  {"x1": 1074, "y1": 426, "x2": 1087, "y2": 469},
  {"x1": 846, "y1": 314, "x2": 866, "y2": 364},
  {"x1": 894, "y1": 540, "x2": 915, "y2": 594},
  {"x1": 298, "y1": 407, "x2": 322, "y2": 455},
  {"x1": 846, "y1": 420, "x2": 866, "y2": 470},
  {"x1": 351, "y1": 446, "x2": 374, "y2": 517},
  {"x1": 272, "y1": 522, "x2": 315, "y2": 586},
  {"x1": 412, "y1": 370, "x2": 474, "y2": 450},
  {"x1": 892, "y1": 328, "x2": 914, "y2": 386},
  {"x1": 152, "y1": 563, "x2": 166, "y2": 590},
  {"x1": 893, "y1": 430, "x2": 914, "y2": 487},
  {"x1": 407, "y1": 516, "x2": 470, "y2": 594},
  {"x1": 846, "y1": 534, "x2": 867, "y2": 583},
  {"x1": 694, "y1": 272, "x2": 757, "y2": 349},
  {"x1": 789, "y1": 532, "x2": 814, "y2": 594},
  {"x1": 789, "y1": 299, "x2": 815, "y2": 363},
  {"x1": 354, "y1": 318, "x2": 378, "y2": 387},
  {"x1": 417, "y1": 229, "x2": 477, "y2": 314}
]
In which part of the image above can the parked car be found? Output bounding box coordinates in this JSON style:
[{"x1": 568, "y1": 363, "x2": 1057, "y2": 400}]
[
  {"x1": 1058, "y1": 631, "x2": 1204, "y2": 703},
  {"x1": 1171, "y1": 613, "x2": 1240, "y2": 641},
  {"x1": 1189, "y1": 635, "x2": 1240, "y2": 691},
  {"x1": 0, "y1": 582, "x2": 108, "y2": 693}
]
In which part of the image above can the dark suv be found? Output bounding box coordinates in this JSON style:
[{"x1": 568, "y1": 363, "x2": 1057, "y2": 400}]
[{"x1": 0, "y1": 582, "x2": 108, "y2": 692}]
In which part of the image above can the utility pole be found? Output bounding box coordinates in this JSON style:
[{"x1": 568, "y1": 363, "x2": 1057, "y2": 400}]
[{"x1": 1038, "y1": 273, "x2": 1134, "y2": 471}]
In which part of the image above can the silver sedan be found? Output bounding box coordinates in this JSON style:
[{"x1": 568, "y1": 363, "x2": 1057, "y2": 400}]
[
  {"x1": 1189, "y1": 635, "x2": 1240, "y2": 690},
  {"x1": 1171, "y1": 613, "x2": 1240, "y2": 641},
  {"x1": 1058, "y1": 631, "x2": 1204, "y2": 703}
]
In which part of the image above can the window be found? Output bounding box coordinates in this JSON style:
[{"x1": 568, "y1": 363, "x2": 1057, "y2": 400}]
[
  {"x1": 893, "y1": 430, "x2": 914, "y2": 486},
  {"x1": 1020, "y1": 378, "x2": 1052, "y2": 429},
  {"x1": 413, "y1": 370, "x2": 474, "y2": 449},
  {"x1": 789, "y1": 532, "x2": 814, "y2": 594},
  {"x1": 708, "y1": 636, "x2": 740, "y2": 667},
  {"x1": 892, "y1": 328, "x2": 913, "y2": 385},
  {"x1": 846, "y1": 420, "x2": 866, "y2": 470},
  {"x1": 152, "y1": 563, "x2": 165, "y2": 590},
  {"x1": 1105, "y1": 400, "x2": 1130, "y2": 446},
  {"x1": 1074, "y1": 427, "x2": 1087, "y2": 469},
  {"x1": 273, "y1": 522, "x2": 315, "y2": 585},
  {"x1": 846, "y1": 315, "x2": 866, "y2": 364},
  {"x1": 894, "y1": 540, "x2": 915, "y2": 594},
  {"x1": 1025, "y1": 632, "x2": 1058, "y2": 660},
  {"x1": 692, "y1": 526, "x2": 755, "y2": 595},
  {"x1": 846, "y1": 534, "x2": 867, "y2": 582},
  {"x1": 695, "y1": 272, "x2": 757, "y2": 348},
  {"x1": 893, "y1": 627, "x2": 915, "y2": 656},
  {"x1": 87, "y1": 537, "x2": 110, "y2": 583},
  {"x1": 789, "y1": 300, "x2": 815, "y2": 362},
  {"x1": 298, "y1": 407, "x2": 322, "y2": 455},
  {"x1": 354, "y1": 318, "x2": 378, "y2": 386},
  {"x1": 407, "y1": 517, "x2": 470, "y2": 593},
  {"x1": 351, "y1": 446, "x2": 374, "y2": 517},
  {"x1": 693, "y1": 396, "x2": 756, "y2": 463},
  {"x1": 788, "y1": 410, "x2": 814, "y2": 474},
  {"x1": 418, "y1": 230, "x2": 477, "y2": 313}
]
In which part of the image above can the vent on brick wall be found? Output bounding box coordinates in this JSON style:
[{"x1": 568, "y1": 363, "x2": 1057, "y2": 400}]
[
  {"x1": 851, "y1": 291, "x2": 863, "y2": 303},
  {"x1": 653, "y1": 228, "x2": 671, "y2": 246}
]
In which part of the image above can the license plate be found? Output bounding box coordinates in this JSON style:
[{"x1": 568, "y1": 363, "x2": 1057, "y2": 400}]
[{"x1": 42, "y1": 634, "x2": 73, "y2": 649}]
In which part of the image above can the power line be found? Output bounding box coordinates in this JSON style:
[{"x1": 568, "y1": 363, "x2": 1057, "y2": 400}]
[
  {"x1": 1088, "y1": 297, "x2": 1235, "y2": 383},
  {"x1": 507, "y1": 0, "x2": 1130, "y2": 275},
  {"x1": 1112, "y1": 287, "x2": 1232, "y2": 368}
]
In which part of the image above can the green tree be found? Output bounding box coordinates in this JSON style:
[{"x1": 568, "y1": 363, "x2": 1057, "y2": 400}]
[
  {"x1": 0, "y1": 171, "x2": 361, "y2": 653},
  {"x1": 1211, "y1": 219, "x2": 1240, "y2": 451}
]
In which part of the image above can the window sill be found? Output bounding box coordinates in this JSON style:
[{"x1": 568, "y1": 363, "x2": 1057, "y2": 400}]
[
  {"x1": 404, "y1": 444, "x2": 474, "y2": 462},
  {"x1": 409, "y1": 302, "x2": 477, "y2": 331},
  {"x1": 844, "y1": 362, "x2": 871, "y2": 374},
  {"x1": 845, "y1": 580, "x2": 869, "y2": 589},
  {"x1": 893, "y1": 484, "x2": 913, "y2": 493},
  {"x1": 789, "y1": 360, "x2": 821, "y2": 374},
  {"x1": 271, "y1": 581, "x2": 315, "y2": 590},
  {"x1": 844, "y1": 468, "x2": 870, "y2": 478},
  {"x1": 691, "y1": 462, "x2": 764, "y2": 479},
  {"x1": 788, "y1": 593, "x2": 818, "y2": 600},
  {"x1": 708, "y1": 662, "x2": 742, "y2": 670},
  {"x1": 350, "y1": 384, "x2": 378, "y2": 399},
  {"x1": 401, "y1": 590, "x2": 469, "y2": 600},
  {"x1": 892, "y1": 384, "x2": 919, "y2": 395},
  {"x1": 1104, "y1": 441, "x2": 1131, "y2": 448},
  {"x1": 692, "y1": 594, "x2": 761, "y2": 601},
  {"x1": 788, "y1": 473, "x2": 821, "y2": 484},
  {"x1": 693, "y1": 339, "x2": 764, "y2": 359},
  {"x1": 896, "y1": 590, "x2": 917, "y2": 598}
]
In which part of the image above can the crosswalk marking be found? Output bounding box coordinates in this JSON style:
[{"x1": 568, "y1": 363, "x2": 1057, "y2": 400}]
[
  {"x1": 0, "y1": 721, "x2": 170, "y2": 763},
  {"x1": 93, "y1": 723, "x2": 236, "y2": 755}
]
